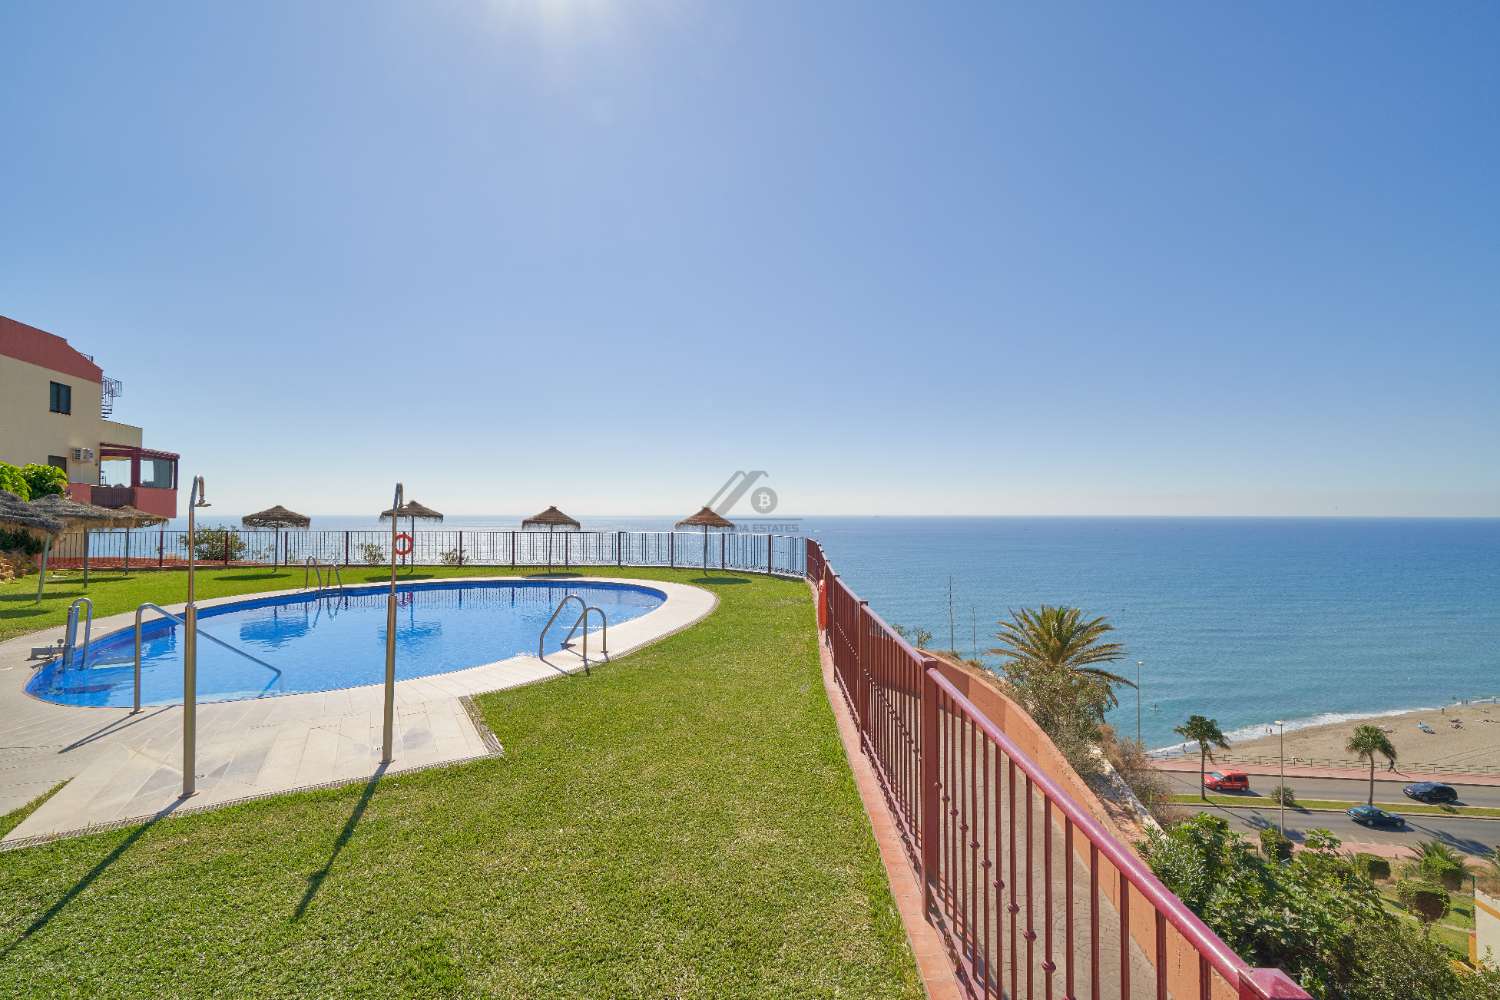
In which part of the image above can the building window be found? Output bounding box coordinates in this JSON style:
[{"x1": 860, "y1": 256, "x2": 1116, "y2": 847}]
[
  {"x1": 49, "y1": 381, "x2": 72, "y2": 414},
  {"x1": 47, "y1": 455, "x2": 68, "y2": 475}
]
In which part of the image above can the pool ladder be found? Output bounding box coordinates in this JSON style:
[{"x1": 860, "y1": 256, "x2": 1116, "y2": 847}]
[
  {"x1": 61, "y1": 597, "x2": 94, "y2": 669},
  {"x1": 303, "y1": 557, "x2": 345, "y2": 594},
  {"x1": 538, "y1": 595, "x2": 609, "y2": 676}
]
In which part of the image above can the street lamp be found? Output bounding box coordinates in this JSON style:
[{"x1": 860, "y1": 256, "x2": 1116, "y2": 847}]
[
  {"x1": 182, "y1": 476, "x2": 210, "y2": 798},
  {"x1": 1136, "y1": 661, "x2": 1144, "y2": 746},
  {"x1": 1274, "y1": 719, "x2": 1286, "y2": 836}
]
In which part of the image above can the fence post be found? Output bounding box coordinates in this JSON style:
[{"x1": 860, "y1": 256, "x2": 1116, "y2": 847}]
[
  {"x1": 669, "y1": 532, "x2": 675, "y2": 568},
  {"x1": 920, "y1": 661, "x2": 940, "y2": 915},
  {"x1": 856, "y1": 600, "x2": 870, "y2": 744},
  {"x1": 223, "y1": 531, "x2": 230, "y2": 567},
  {"x1": 766, "y1": 534, "x2": 773, "y2": 575},
  {"x1": 158, "y1": 528, "x2": 164, "y2": 569},
  {"x1": 565, "y1": 532, "x2": 570, "y2": 569},
  {"x1": 510, "y1": 531, "x2": 516, "y2": 568},
  {"x1": 458, "y1": 530, "x2": 464, "y2": 567},
  {"x1": 618, "y1": 530, "x2": 624, "y2": 567}
]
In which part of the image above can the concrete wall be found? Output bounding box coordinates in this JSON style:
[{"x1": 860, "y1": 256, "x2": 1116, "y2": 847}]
[
  {"x1": 1476, "y1": 885, "x2": 1500, "y2": 968},
  {"x1": 0, "y1": 353, "x2": 142, "y2": 486}
]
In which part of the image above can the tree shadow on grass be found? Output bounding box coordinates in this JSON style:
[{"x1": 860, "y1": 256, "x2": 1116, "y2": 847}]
[
  {"x1": 691, "y1": 576, "x2": 750, "y2": 585},
  {"x1": 0, "y1": 798, "x2": 185, "y2": 958},
  {"x1": 218, "y1": 571, "x2": 284, "y2": 581},
  {"x1": 291, "y1": 763, "x2": 387, "y2": 921}
]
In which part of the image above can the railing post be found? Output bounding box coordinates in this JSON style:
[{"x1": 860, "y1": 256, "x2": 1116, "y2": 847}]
[
  {"x1": 158, "y1": 528, "x2": 164, "y2": 569},
  {"x1": 458, "y1": 530, "x2": 464, "y2": 567},
  {"x1": 920, "y1": 661, "x2": 940, "y2": 915},
  {"x1": 856, "y1": 600, "x2": 871, "y2": 743},
  {"x1": 669, "y1": 532, "x2": 675, "y2": 568},
  {"x1": 344, "y1": 530, "x2": 350, "y2": 567},
  {"x1": 766, "y1": 533, "x2": 773, "y2": 575},
  {"x1": 223, "y1": 531, "x2": 230, "y2": 567},
  {"x1": 510, "y1": 530, "x2": 516, "y2": 568},
  {"x1": 618, "y1": 530, "x2": 623, "y2": 567}
]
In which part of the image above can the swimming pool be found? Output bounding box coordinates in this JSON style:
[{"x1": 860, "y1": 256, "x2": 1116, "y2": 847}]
[{"x1": 26, "y1": 580, "x2": 667, "y2": 708}]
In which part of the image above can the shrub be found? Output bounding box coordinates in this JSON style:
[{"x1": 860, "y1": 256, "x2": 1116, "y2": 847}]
[
  {"x1": 1270, "y1": 784, "x2": 1297, "y2": 807},
  {"x1": 441, "y1": 548, "x2": 463, "y2": 566},
  {"x1": 1410, "y1": 839, "x2": 1470, "y2": 890},
  {"x1": 0, "y1": 462, "x2": 30, "y2": 501},
  {"x1": 191, "y1": 527, "x2": 247, "y2": 563},
  {"x1": 0, "y1": 528, "x2": 44, "y2": 556},
  {"x1": 1396, "y1": 878, "x2": 1450, "y2": 934},
  {"x1": 19, "y1": 463, "x2": 66, "y2": 499},
  {"x1": 359, "y1": 542, "x2": 385, "y2": 566},
  {"x1": 1259, "y1": 826, "x2": 1293, "y2": 862},
  {"x1": 1355, "y1": 853, "x2": 1391, "y2": 881},
  {"x1": 1141, "y1": 815, "x2": 1472, "y2": 999},
  {"x1": 1104, "y1": 733, "x2": 1176, "y2": 824}
]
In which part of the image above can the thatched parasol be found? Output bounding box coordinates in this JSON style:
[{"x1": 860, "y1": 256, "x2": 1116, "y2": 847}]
[
  {"x1": 521, "y1": 506, "x2": 580, "y2": 569},
  {"x1": 0, "y1": 492, "x2": 63, "y2": 602},
  {"x1": 242, "y1": 505, "x2": 310, "y2": 568},
  {"x1": 379, "y1": 499, "x2": 443, "y2": 568},
  {"x1": 242, "y1": 504, "x2": 310, "y2": 529},
  {"x1": 108, "y1": 505, "x2": 168, "y2": 577},
  {"x1": 31, "y1": 493, "x2": 151, "y2": 589},
  {"x1": 676, "y1": 506, "x2": 735, "y2": 572},
  {"x1": 0, "y1": 490, "x2": 64, "y2": 542}
]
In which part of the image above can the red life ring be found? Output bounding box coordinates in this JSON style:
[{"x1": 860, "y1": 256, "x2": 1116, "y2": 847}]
[{"x1": 394, "y1": 532, "x2": 414, "y2": 557}]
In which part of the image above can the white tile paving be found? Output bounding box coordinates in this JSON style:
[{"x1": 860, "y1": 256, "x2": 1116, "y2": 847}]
[{"x1": 0, "y1": 576, "x2": 715, "y2": 846}]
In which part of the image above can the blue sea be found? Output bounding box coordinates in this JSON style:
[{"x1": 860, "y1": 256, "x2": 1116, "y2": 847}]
[{"x1": 161, "y1": 514, "x2": 1500, "y2": 748}]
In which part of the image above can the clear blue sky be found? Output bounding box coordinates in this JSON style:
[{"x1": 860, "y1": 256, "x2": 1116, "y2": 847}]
[{"x1": 3, "y1": 2, "x2": 1495, "y2": 516}]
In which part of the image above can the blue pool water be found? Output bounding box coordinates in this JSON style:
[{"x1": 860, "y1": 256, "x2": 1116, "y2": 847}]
[{"x1": 27, "y1": 580, "x2": 666, "y2": 708}]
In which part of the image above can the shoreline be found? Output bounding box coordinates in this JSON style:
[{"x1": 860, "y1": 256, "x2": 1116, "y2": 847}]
[{"x1": 1149, "y1": 700, "x2": 1500, "y2": 774}]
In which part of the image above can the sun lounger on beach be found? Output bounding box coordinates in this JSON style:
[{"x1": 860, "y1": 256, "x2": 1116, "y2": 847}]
[{"x1": 1417, "y1": 722, "x2": 1435, "y2": 734}]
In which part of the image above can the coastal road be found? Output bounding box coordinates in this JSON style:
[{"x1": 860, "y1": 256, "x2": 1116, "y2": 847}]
[{"x1": 1160, "y1": 771, "x2": 1500, "y2": 856}]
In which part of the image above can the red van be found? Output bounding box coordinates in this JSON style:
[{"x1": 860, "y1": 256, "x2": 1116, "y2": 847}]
[{"x1": 1204, "y1": 770, "x2": 1250, "y2": 792}]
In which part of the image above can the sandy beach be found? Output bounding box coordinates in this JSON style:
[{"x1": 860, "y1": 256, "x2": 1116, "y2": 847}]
[{"x1": 1154, "y1": 701, "x2": 1500, "y2": 776}]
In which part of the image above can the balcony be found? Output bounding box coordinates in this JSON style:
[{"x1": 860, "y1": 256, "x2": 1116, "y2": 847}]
[{"x1": 69, "y1": 443, "x2": 180, "y2": 518}]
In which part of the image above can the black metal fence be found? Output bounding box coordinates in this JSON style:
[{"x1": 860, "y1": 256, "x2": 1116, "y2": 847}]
[{"x1": 44, "y1": 529, "x2": 807, "y2": 577}]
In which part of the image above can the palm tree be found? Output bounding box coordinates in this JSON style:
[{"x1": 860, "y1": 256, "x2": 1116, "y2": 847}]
[
  {"x1": 990, "y1": 606, "x2": 1135, "y2": 691},
  {"x1": 1174, "y1": 715, "x2": 1230, "y2": 800},
  {"x1": 1345, "y1": 724, "x2": 1397, "y2": 806}
]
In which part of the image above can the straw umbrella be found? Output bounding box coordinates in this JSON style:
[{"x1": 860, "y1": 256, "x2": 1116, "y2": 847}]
[
  {"x1": 242, "y1": 505, "x2": 310, "y2": 568},
  {"x1": 30, "y1": 493, "x2": 144, "y2": 588},
  {"x1": 521, "y1": 506, "x2": 580, "y2": 570},
  {"x1": 675, "y1": 506, "x2": 735, "y2": 573},
  {"x1": 0, "y1": 492, "x2": 64, "y2": 602},
  {"x1": 379, "y1": 499, "x2": 443, "y2": 570},
  {"x1": 107, "y1": 504, "x2": 169, "y2": 576}
]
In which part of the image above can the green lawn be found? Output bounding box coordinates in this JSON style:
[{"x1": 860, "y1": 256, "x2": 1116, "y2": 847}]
[{"x1": 0, "y1": 567, "x2": 921, "y2": 999}]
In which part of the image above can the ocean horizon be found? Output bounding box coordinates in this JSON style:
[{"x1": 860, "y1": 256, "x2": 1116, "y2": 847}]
[{"x1": 145, "y1": 514, "x2": 1500, "y2": 748}]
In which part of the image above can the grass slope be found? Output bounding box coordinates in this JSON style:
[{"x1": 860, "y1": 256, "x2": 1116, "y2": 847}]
[{"x1": 0, "y1": 568, "x2": 920, "y2": 999}]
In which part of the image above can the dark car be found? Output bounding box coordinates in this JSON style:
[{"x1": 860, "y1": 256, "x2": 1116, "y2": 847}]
[
  {"x1": 1403, "y1": 781, "x2": 1458, "y2": 804},
  {"x1": 1347, "y1": 805, "x2": 1406, "y2": 829}
]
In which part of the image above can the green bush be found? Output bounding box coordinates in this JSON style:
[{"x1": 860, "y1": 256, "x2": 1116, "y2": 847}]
[
  {"x1": 19, "y1": 463, "x2": 66, "y2": 499},
  {"x1": 0, "y1": 529, "x2": 44, "y2": 556},
  {"x1": 359, "y1": 542, "x2": 385, "y2": 566},
  {"x1": 1141, "y1": 815, "x2": 1475, "y2": 999},
  {"x1": 1396, "y1": 878, "x2": 1450, "y2": 932},
  {"x1": 192, "y1": 527, "x2": 247, "y2": 563},
  {"x1": 0, "y1": 462, "x2": 30, "y2": 501},
  {"x1": 1270, "y1": 784, "x2": 1297, "y2": 807},
  {"x1": 1259, "y1": 826, "x2": 1293, "y2": 862},
  {"x1": 441, "y1": 547, "x2": 463, "y2": 566},
  {"x1": 1355, "y1": 853, "x2": 1391, "y2": 881}
]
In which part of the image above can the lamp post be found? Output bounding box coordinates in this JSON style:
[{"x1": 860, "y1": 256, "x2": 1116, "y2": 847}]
[
  {"x1": 1274, "y1": 719, "x2": 1286, "y2": 836},
  {"x1": 382, "y1": 483, "x2": 403, "y2": 764},
  {"x1": 1136, "y1": 660, "x2": 1144, "y2": 746},
  {"x1": 182, "y1": 476, "x2": 210, "y2": 798}
]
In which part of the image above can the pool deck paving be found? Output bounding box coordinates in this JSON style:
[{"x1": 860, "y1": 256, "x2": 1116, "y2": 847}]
[{"x1": 0, "y1": 576, "x2": 715, "y2": 847}]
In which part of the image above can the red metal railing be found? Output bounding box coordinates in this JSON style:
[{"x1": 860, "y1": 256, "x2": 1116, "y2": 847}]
[{"x1": 807, "y1": 538, "x2": 1310, "y2": 1000}]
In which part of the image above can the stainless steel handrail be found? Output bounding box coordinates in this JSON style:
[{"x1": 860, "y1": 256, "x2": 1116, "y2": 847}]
[
  {"x1": 303, "y1": 557, "x2": 345, "y2": 593},
  {"x1": 538, "y1": 594, "x2": 587, "y2": 660},
  {"x1": 562, "y1": 605, "x2": 609, "y2": 662},
  {"x1": 64, "y1": 597, "x2": 94, "y2": 670},
  {"x1": 132, "y1": 602, "x2": 284, "y2": 715}
]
